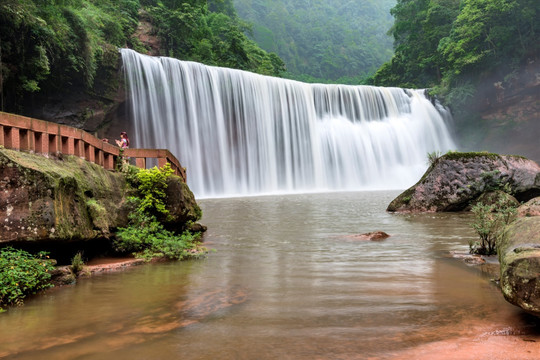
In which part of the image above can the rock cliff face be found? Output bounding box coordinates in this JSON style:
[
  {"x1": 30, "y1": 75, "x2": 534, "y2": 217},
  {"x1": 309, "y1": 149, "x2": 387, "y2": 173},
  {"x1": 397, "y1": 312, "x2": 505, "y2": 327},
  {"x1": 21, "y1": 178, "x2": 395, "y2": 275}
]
[
  {"x1": 498, "y1": 200, "x2": 540, "y2": 317},
  {"x1": 387, "y1": 152, "x2": 540, "y2": 213},
  {"x1": 0, "y1": 148, "x2": 200, "y2": 244},
  {"x1": 22, "y1": 47, "x2": 130, "y2": 143},
  {"x1": 457, "y1": 61, "x2": 540, "y2": 163},
  {"x1": 18, "y1": 17, "x2": 163, "y2": 145}
]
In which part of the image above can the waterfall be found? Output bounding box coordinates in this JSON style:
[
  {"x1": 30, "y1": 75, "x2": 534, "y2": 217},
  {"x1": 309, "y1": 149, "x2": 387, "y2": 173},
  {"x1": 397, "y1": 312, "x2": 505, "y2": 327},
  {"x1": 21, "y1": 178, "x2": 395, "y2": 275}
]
[{"x1": 121, "y1": 48, "x2": 456, "y2": 198}]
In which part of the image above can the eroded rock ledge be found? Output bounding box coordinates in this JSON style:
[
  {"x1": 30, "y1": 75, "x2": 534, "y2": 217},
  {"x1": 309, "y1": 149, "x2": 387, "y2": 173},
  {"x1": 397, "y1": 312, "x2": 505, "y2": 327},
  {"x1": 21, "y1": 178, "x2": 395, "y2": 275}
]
[{"x1": 387, "y1": 152, "x2": 540, "y2": 213}]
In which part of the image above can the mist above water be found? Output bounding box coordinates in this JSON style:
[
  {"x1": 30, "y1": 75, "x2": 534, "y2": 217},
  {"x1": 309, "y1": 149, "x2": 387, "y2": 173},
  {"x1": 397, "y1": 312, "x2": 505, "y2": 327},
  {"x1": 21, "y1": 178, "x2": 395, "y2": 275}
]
[{"x1": 121, "y1": 49, "x2": 456, "y2": 198}]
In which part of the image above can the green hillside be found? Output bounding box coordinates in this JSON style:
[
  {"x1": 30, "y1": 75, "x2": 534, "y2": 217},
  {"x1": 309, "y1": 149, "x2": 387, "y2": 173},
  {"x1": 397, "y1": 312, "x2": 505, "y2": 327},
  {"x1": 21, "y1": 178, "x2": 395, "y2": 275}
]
[{"x1": 233, "y1": 0, "x2": 395, "y2": 84}]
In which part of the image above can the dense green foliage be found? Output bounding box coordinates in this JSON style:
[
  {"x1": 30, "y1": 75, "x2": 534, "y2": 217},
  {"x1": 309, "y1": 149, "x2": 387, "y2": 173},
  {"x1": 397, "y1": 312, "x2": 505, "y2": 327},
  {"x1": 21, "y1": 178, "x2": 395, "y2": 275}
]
[
  {"x1": 0, "y1": 0, "x2": 140, "y2": 110},
  {"x1": 370, "y1": 0, "x2": 539, "y2": 111},
  {"x1": 134, "y1": 162, "x2": 175, "y2": 218},
  {"x1": 142, "y1": 0, "x2": 285, "y2": 75},
  {"x1": 233, "y1": 0, "x2": 395, "y2": 83},
  {"x1": 114, "y1": 164, "x2": 205, "y2": 261},
  {"x1": 0, "y1": 0, "x2": 284, "y2": 113},
  {"x1": 0, "y1": 247, "x2": 55, "y2": 309}
]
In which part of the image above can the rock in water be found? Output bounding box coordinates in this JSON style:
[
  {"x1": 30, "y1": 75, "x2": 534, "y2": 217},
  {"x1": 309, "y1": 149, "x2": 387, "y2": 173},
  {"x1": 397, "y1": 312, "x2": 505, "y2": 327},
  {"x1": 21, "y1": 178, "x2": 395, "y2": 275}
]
[
  {"x1": 342, "y1": 231, "x2": 391, "y2": 241},
  {"x1": 387, "y1": 152, "x2": 540, "y2": 213},
  {"x1": 498, "y1": 216, "x2": 540, "y2": 316}
]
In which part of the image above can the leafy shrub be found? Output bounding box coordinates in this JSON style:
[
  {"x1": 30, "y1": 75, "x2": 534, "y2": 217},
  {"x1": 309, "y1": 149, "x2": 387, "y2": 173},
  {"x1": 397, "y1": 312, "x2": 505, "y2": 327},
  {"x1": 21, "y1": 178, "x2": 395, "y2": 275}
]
[
  {"x1": 71, "y1": 252, "x2": 85, "y2": 275},
  {"x1": 116, "y1": 214, "x2": 203, "y2": 261},
  {"x1": 135, "y1": 163, "x2": 174, "y2": 219},
  {"x1": 0, "y1": 247, "x2": 55, "y2": 309},
  {"x1": 469, "y1": 197, "x2": 517, "y2": 255},
  {"x1": 115, "y1": 212, "x2": 205, "y2": 261},
  {"x1": 114, "y1": 164, "x2": 206, "y2": 261}
]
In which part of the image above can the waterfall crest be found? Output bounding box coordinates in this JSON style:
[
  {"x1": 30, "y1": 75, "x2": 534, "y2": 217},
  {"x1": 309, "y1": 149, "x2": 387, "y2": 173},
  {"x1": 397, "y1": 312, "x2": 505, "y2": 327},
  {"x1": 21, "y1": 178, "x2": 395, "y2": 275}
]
[{"x1": 121, "y1": 49, "x2": 456, "y2": 198}]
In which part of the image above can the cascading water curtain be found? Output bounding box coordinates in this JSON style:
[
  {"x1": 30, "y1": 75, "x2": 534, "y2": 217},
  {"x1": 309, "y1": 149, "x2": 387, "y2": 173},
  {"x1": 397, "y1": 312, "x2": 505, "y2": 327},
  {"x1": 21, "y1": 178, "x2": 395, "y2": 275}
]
[{"x1": 121, "y1": 49, "x2": 456, "y2": 198}]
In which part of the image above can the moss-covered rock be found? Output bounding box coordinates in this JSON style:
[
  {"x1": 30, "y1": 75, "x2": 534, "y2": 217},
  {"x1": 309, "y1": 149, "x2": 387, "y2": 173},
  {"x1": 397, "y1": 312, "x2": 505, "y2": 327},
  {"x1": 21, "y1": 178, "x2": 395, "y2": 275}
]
[
  {"x1": 387, "y1": 152, "x2": 540, "y2": 212},
  {"x1": 467, "y1": 190, "x2": 520, "y2": 210},
  {"x1": 162, "y1": 174, "x2": 202, "y2": 232},
  {"x1": 0, "y1": 148, "x2": 129, "y2": 242},
  {"x1": 0, "y1": 148, "x2": 202, "y2": 244},
  {"x1": 498, "y1": 217, "x2": 540, "y2": 316}
]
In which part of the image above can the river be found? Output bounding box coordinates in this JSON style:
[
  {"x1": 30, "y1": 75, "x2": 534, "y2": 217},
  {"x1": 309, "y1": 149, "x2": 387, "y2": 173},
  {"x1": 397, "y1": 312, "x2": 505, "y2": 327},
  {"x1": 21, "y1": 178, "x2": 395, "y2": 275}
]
[{"x1": 0, "y1": 191, "x2": 535, "y2": 359}]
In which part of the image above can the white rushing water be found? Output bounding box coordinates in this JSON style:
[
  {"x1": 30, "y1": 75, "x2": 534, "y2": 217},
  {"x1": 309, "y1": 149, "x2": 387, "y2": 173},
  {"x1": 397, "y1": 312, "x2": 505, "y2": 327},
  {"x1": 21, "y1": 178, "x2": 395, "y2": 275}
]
[{"x1": 121, "y1": 49, "x2": 456, "y2": 198}]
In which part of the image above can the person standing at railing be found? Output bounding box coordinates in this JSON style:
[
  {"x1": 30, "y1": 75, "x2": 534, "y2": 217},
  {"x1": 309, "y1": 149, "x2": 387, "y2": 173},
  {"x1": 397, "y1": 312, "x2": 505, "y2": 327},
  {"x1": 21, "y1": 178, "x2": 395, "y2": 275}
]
[
  {"x1": 115, "y1": 132, "x2": 129, "y2": 149},
  {"x1": 115, "y1": 131, "x2": 130, "y2": 169}
]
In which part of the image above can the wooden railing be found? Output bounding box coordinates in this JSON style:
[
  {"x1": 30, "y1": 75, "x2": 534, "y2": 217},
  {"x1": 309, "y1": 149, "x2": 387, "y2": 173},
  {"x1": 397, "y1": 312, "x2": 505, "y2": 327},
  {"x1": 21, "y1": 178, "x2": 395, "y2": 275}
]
[{"x1": 0, "y1": 112, "x2": 186, "y2": 182}]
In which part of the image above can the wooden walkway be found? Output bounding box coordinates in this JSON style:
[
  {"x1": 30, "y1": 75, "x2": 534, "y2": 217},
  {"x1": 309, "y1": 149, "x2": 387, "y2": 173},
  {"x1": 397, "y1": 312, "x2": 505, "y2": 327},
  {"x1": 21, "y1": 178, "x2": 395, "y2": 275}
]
[{"x1": 0, "y1": 112, "x2": 186, "y2": 181}]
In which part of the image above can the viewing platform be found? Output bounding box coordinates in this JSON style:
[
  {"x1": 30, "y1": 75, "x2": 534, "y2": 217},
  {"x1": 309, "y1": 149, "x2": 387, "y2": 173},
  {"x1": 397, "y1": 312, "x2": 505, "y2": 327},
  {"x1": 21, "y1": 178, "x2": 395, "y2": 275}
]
[{"x1": 0, "y1": 112, "x2": 186, "y2": 182}]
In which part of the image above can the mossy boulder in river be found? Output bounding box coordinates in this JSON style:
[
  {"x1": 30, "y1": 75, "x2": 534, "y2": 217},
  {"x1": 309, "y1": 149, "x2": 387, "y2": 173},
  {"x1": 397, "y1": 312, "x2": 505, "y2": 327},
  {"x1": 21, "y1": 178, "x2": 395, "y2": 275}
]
[
  {"x1": 387, "y1": 152, "x2": 540, "y2": 212},
  {"x1": 0, "y1": 148, "x2": 201, "y2": 244},
  {"x1": 498, "y1": 213, "x2": 540, "y2": 316}
]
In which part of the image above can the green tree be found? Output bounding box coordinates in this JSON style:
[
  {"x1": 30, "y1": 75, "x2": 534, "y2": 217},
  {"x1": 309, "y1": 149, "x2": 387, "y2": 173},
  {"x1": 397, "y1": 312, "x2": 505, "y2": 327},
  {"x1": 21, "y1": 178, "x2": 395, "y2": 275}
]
[
  {"x1": 439, "y1": 0, "x2": 537, "y2": 78},
  {"x1": 370, "y1": 0, "x2": 539, "y2": 127},
  {"x1": 370, "y1": 0, "x2": 459, "y2": 88}
]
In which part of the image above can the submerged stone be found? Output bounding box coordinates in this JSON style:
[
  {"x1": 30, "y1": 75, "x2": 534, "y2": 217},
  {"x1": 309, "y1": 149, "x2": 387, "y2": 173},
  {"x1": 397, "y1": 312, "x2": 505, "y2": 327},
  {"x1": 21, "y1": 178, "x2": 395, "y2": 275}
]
[{"x1": 342, "y1": 231, "x2": 390, "y2": 241}]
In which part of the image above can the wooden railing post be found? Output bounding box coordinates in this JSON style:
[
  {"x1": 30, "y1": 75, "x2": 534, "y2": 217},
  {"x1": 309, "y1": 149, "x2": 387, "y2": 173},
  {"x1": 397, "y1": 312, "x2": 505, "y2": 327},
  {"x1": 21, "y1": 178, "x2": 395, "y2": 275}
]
[
  {"x1": 9, "y1": 127, "x2": 20, "y2": 150},
  {"x1": 34, "y1": 132, "x2": 45, "y2": 154},
  {"x1": 48, "y1": 134, "x2": 58, "y2": 154},
  {"x1": 104, "y1": 153, "x2": 115, "y2": 170},
  {"x1": 96, "y1": 148, "x2": 103, "y2": 166},
  {"x1": 157, "y1": 157, "x2": 167, "y2": 168},
  {"x1": 135, "y1": 157, "x2": 146, "y2": 169},
  {"x1": 19, "y1": 129, "x2": 30, "y2": 151},
  {"x1": 74, "y1": 139, "x2": 82, "y2": 157}
]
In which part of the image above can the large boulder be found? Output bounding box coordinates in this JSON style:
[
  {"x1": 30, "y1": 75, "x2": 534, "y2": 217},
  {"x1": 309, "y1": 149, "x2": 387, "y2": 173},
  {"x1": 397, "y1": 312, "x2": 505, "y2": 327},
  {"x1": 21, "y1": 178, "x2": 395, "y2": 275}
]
[
  {"x1": 518, "y1": 197, "x2": 540, "y2": 217},
  {"x1": 387, "y1": 152, "x2": 540, "y2": 212},
  {"x1": 162, "y1": 175, "x2": 203, "y2": 233},
  {"x1": 498, "y1": 215, "x2": 540, "y2": 316},
  {"x1": 0, "y1": 148, "x2": 201, "y2": 244},
  {"x1": 0, "y1": 148, "x2": 128, "y2": 242}
]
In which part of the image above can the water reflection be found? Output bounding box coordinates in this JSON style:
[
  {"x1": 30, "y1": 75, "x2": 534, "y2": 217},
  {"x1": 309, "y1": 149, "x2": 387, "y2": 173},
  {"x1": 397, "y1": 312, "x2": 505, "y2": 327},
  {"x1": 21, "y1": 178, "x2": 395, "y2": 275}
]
[{"x1": 0, "y1": 191, "x2": 533, "y2": 359}]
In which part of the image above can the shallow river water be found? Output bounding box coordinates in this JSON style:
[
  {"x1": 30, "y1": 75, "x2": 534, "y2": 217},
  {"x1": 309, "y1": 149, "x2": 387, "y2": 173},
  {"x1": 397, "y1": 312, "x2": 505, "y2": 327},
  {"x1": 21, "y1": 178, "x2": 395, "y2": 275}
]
[{"x1": 0, "y1": 191, "x2": 536, "y2": 359}]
